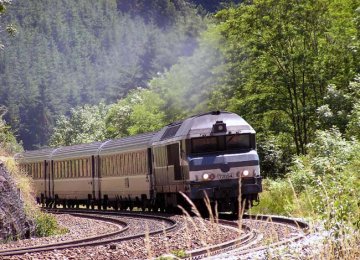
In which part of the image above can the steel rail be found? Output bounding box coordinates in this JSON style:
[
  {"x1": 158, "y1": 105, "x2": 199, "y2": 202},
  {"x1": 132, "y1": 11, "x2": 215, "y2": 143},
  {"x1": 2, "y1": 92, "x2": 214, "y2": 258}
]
[
  {"x1": 0, "y1": 209, "x2": 177, "y2": 256},
  {"x1": 199, "y1": 213, "x2": 310, "y2": 259},
  {"x1": 184, "y1": 219, "x2": 259, "y2": 260}
]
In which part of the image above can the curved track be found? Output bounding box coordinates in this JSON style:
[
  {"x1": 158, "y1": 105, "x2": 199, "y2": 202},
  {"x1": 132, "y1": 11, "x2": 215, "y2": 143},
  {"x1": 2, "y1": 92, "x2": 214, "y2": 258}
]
[
  {"x1": 198, "y1": 213, "x2": 310, "y2": 259},
  {"x1": 0, "y1": 209, "x2": 309, "y2": 259},
  {"x1": 0, "y1": 209, "x2": 177, "y2": 257}
]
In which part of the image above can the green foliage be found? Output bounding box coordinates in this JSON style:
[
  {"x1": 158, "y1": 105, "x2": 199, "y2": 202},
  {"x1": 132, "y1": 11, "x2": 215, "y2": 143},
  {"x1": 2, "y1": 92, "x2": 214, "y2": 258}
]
[
  {"x1": 346, "y1": 76, "x2": 360, "y2": 139},
  {"x1": 106, "y1": 88, "x2": 167, "y2": 138},
  {"x1": 215, "y1": 0, "x2": 359, "y2": 155},
  {"x1": 0, "y1": 0, "x2": 16, "y2": 50},
  {"x1": 150, "y1": 23, "x2": 225, "y2": 121},
  {"x1": 0, "y1": 0, "x2": 207, "y2": 149},
  {"x1": 0, "y1": 107, "x2": 23, "y2": 154},
  {"x1": 257, "y1": 133, "x2": 294, "y2": 178},
  {"x1": 316, "y1": 77, "x2": 360, "y2": 134},
  {"x1": 50, "y1": 103, "x2": 108, "y2": 146},
  {"x1": 170, "y1": 249, "x2": 188, "y2": 258},
  {"x1": 35, "y1": 212, "x2": 68, "y2": 237},
  {"x1": 252, "y1": 128, "x2": 360, "y2": 233},
  {"x1": 249, "y1": 179, "x2": 297, "y2": 216}
]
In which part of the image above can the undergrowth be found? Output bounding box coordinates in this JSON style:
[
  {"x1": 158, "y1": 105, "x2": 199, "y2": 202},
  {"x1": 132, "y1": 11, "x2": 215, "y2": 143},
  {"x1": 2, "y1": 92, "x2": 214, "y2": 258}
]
[
  {"x1": 249, "y1": 128, "x2": 360, "y2": 258},
  {"x1": 0, "y1": 155, "x2": 68, "y2": 239}
]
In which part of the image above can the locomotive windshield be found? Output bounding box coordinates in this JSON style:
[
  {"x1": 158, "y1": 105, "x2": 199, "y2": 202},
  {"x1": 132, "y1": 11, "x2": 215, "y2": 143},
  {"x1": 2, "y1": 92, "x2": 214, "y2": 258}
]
[{"x1": 191, "y1": 134, "x2": 255, "y2": 154}]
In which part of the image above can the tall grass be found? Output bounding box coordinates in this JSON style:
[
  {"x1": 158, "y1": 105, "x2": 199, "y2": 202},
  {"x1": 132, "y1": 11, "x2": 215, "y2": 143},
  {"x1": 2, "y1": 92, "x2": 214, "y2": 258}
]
[{"x1": 0, "y1": 155, "x2": 67, "y2": 239}]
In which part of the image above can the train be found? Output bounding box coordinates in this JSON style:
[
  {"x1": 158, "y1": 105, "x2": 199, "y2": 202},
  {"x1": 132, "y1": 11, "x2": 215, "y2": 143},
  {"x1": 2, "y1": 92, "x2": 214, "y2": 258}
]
[{"x1": 15, "y1": 111, "x2": 262, "y2": 214}]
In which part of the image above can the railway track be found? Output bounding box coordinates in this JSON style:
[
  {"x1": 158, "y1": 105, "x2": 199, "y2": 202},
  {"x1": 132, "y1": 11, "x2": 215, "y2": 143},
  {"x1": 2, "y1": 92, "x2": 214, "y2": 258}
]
[
  {"x1": 0, "y1": 209, "x2": 177, "y2": 257},
  {"x1": 200, "y1": 213, "x2": 310, "y2": 259},
  {"x1": 0, "y1": 209, "x2": 309, "y2": 259}
]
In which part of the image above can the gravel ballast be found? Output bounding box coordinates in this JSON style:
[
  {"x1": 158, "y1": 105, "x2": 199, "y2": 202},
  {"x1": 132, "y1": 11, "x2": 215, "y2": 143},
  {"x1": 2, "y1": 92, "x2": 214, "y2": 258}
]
[{"x1": 4, "y1": 214, "x2": 242, "y2": 259}]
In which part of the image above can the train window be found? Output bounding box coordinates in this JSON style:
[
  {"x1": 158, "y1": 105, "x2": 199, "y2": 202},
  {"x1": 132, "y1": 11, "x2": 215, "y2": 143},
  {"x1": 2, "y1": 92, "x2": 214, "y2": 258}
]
[
  {"x1": 66, "y1": 161, "x2": 69, "y2": 178},
  {"x1": 102, "y1": 158, "x2": 106, "y2": 176},
  {"x1": 191, "y1": 137, "x2": 218, "y2": 153},
  {"x1": 58, "y1": 162, "x2": 61, "y2": 178},
  {"x1": 69, "y1": 161, "x2": 73, "y2": 178},
  {"x1": 42, "y1": 162, "x2": 45, "y2": 178},
  {"x1": 124, "y1": 153, "x2": 128, "y2": 175},
  {"x1": 78, "y1": 160, "x2": 82, "y2": 177},
  {"x1": 83, "y1": 159, "x2": 87, "y2": 177},
  {"x1": 127, "y1": 153, "x2": 131, "y2": 175},
  {"x1": 82, "y1": 160, "x2": 85, "y2": 177},
  {"x1": 62, "y1": 161, "x2": 65, "y2": 178},
  {"x1": 226, "y1": 134, "x2": 251, "y2": 150},
  {"x1": 142, "y1": 151, "x2": 146, "y2": 173},
  {"x1": 125, "y1": 153, "x2": 130, "y2": 175},
  {"x1": 73, "y1": 160, "x2": 77, "y2": 177},
  {"x1": 131, "y1": 153, "x2": 135, "y2": 175},
  {"x1": 58, "y1": 162, "x2": 61, "y2": 179},
  {"x1": 113, "y1": 155, "x2": 117, "y2": 176},
  {"x1": 117, "y1": 155, "x2": 120, "y2": 175},
  {"x1": 60, "y1": 161, "x2": 63, "y2": 178},
  {"x1": 54, "y1": 162, "x2": 57, "y2": 179},
  {"x1": 83, "y1": 159, "x2": 88, "y2": 177},
  {"x1": 74, "y1": 160, "x2": 80, "y2": 177},
  {"x1": 125, "y1": 177, "x2": 129, "y2": 188},
  {"x1": 36, "y1": 163, "x2": 38, "y2": 179},
  {"x1": 105, "y1": 157, "x2": 109, "y2": 176},
  {"x1": 107, "y1": 156, "x2": 110, "y2": 176},
  {"x1": 119, "y1": 154, "x2": 123, "y2": 175},
  {"x1": 109, "y1": 156, "x2": 112, "y2": 176},
  {"x1": 106, "y1": 157, "x2": 110, "y2": 176},
  {"x1": 111, "y1": 156, "x2": 115, "y2": 176}
]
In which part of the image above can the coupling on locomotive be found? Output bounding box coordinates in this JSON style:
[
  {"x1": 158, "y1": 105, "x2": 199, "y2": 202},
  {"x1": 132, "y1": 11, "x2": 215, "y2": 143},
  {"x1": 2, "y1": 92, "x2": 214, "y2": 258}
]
[{"x1": 15, "y1": 111, "x2": 262, "y2": 214}]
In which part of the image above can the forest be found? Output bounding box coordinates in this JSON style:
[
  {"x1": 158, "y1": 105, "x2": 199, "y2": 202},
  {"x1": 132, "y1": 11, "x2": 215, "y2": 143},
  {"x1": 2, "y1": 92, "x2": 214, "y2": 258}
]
[{"x1": 0, "y1": 0, "x2": 359, "y2": 249}]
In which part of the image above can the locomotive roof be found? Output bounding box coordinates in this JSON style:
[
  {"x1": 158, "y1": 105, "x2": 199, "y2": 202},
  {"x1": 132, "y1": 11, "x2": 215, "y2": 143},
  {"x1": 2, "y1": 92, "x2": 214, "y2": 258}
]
[{"x1": 151, "y1": 111, "x2": 255, "y2": 145}]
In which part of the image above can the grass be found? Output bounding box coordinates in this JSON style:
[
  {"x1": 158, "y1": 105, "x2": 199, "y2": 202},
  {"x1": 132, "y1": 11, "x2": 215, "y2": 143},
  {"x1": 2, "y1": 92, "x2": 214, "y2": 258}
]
[{"x1": 0, "y1": 155, "x2": 68, "y2": 240}]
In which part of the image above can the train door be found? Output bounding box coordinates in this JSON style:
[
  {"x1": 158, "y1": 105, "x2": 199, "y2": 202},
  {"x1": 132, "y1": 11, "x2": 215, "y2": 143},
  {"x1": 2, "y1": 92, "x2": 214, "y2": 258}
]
[
  {"x1": 167, "y1": 143, "x2": 181, "y2": 181},
  {"x1": 44, "y1": 160, "x2": 52, "y2": 203},
  {"x1": 91, "y1": 155, "x2": 98, "y2": 200},
  {"x1": 147, "y1": 148, "x2": 155, "y2": 200},
  {"x1": 50, "y1": 160, "x2": 55, "y2": 199},
  {"x1": 44, "y1": 160, "x2": 48, "y2": 202}
]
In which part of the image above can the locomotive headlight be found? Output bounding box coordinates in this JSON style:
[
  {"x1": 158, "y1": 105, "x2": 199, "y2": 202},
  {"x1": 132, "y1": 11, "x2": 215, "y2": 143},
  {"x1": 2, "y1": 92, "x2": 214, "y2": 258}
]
[
  {"x1": 202, "y1": 173, "x2": 209, "y2": 180},
  {"x1": 242, "y1": 170, "x2": 249, "y2": 176}
]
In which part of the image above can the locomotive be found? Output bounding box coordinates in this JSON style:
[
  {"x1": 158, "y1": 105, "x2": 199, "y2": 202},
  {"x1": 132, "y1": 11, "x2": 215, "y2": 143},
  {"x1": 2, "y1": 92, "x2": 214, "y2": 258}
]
[{"x1": 15, "y1": 111, "x2": 262, "y2": 214}]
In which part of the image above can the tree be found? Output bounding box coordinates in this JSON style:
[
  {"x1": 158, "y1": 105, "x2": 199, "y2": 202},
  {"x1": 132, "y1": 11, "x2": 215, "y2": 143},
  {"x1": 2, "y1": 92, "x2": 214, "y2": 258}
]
[
  {"x1": 0, "y1": 106, "x2": 22, "y2": 154},
  {"x1": 0, "y1": 0, "x2": 16, "y2": 50},
  {"x1": 105, "y1": 88, "x2": 167, "y2": 138},
  {"x1": 216, "y1": 0, "x2": 359, "y2": 154},
  {"x1": 346, "y1": 76, "x2": 360, "y2": 140},
  {"x1": 150, "y1": 23, "x2": 226, "y2": 121},
  {"x1": 49, "y1": 104, "x2": 108, "y2": 146},
  {"x1": 0, "y1": 0, "x2": 207, "y2": 149}
]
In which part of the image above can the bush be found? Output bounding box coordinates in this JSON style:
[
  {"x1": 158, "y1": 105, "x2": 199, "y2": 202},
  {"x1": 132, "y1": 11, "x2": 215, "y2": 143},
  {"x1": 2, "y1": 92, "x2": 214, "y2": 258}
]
[
  {"x1": 249, "y1": 179, "x2": 296, "y2": 216},
  {"x1": 257, "y1": 133, "x2": 294, "y2": 179},
  {"x1": 252, "y1": 128, "x2": 360, "y2": 233},
  {"x1": 35, "y1": 212, "x2": 68, "y2": 237}
]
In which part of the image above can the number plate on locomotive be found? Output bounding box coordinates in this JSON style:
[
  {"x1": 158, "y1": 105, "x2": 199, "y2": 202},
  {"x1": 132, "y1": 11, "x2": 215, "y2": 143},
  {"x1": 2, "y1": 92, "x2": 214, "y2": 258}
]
[{"x1": 218, "y1": 174, "x2": 232, "y2": 179}]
